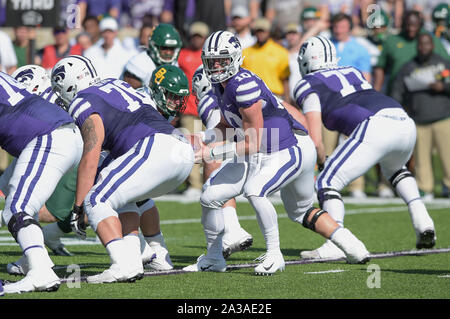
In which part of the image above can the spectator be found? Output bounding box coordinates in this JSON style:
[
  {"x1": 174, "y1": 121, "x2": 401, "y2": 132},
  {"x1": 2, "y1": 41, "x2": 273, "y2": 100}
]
[
  {"x1": 78, "y1": 0, "x2": 121, "y2": 22},
  {"x1": 377, "y1": 0, "x2": 404, "y2": 29},
  {"x1": 404, "y1": 0, "x2": 443, "y2": 32},
  {"x1": 75, "y1": 31, "x2": 93, "y2": 53},
  {"x1": 83, "y1": 17, "x2": 135, "y2": 79},
  {"x1": 242, "y1": 17, "x2": 291, "y2": 102},
  {"x1": 225, "y1": 0, "x2": 261, "y2": 24},
  {"x1": 82, "y1": 15, "x2": 101, "y2": 45},
  {"x1": 120, "y1": 0, "x2": 163, "y2": 29},
  {"x1": 284, "y1": 22, "x2": 303, "y2": 104},
  {"x1": 122, "y1": 23, "x2": 154, "y2": 54},
  {"x1": 0, "y1": 29, "x2": 18, "y2": 74},
  {"x1": 230, "y1": 5, "x2": 256, "y2": 49},
  {"x1": 431, "y1": 3, "x2": 450, "y2": 54},
  {"x1": 13, "y1": 26, "x2": 39, "y2": 68},
  {"x1": 374, "y1": 10, "x2": 450, "y2": 96},
  {"x1": 299, "y1": 6, "x2": 330, "y2": 44},
  {"x1": 391, "y1": 33, "x2": 450, "y2": 200},
  {"x1": 39, "y1": 27, "x2": 82, "y2": 71},
  {"x1": 330, "y1": 13, "x2": 372, "y2": 82},
  {"x1": 178, "y1": 21, "x2": 210, "y2": 197},
  {"x1": 160, "y1": 0, "x2": 196, "y2": 46},
  {"x1": 264, "y1": 0, "x2": 304, "y2": 32}
]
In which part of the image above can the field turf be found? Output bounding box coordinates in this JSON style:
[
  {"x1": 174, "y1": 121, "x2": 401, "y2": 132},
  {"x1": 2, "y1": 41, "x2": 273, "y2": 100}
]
[{"x1": 0, "y1": 199, "x2": 449, "y2": 303}]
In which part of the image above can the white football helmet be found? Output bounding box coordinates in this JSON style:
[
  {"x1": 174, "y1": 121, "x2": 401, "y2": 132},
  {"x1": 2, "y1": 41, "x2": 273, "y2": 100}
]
[
  {"x1": 202, "y1": 31, "x2": 243, "y2": 83},
  {"x1": 51, "y1": 55, "x2": 100, "y2": 108},
  {"x1": 12, "y1": 65, "x2": 51, "y2": 95},
  {"x1": 192, "y1": 65, "x2": 211, "y2": 102},
  {"x1": 297, "y1": 36, "x2": 339, "y2": 77}
]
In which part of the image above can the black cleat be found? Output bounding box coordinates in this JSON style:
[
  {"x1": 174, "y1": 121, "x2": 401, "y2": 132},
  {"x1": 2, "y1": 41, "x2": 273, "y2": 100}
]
[{"x1": 416, "y1": 230, "x2": 436, "y2": 249}]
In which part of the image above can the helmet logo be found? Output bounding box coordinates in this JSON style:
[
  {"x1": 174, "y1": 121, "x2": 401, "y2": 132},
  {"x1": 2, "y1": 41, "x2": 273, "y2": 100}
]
[
  {"x1": 228, "y1": 36, "x2": 241, "y2": 49},
  {"x1": 53, "y1": 65, "x2": 66, "y2": 82},
  {"x1": 15, "y1": 69, "x2": 34, "y2": 82},
  {"x1": 300, "y1": 42, "x2": 308, "y2": 55},
  {"x1": 154, "y1": 67, "x2": 167, "y2": 84}
]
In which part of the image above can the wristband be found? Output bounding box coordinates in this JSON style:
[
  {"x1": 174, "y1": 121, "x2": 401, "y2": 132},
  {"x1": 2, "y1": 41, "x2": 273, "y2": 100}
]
[{"x1": 210, "y1": 142, "x2": 238, "y2": 161}]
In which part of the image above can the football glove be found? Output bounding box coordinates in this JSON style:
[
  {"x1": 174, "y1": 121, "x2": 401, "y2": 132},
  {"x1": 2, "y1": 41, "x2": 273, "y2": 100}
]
[{"x1": 70, "y1": 205, "x2": 87, "y2": 240}]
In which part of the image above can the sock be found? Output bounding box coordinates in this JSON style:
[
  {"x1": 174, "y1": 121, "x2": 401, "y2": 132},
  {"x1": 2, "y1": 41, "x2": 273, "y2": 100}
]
[
  {"x1": 330, "y1": 227, "x2": 368, "y2": 260},
  {"x1": 395, "y1": 177, "x2": 435, "y2": 233},
  {"x1": 17, "y1": 224, "x2": 54, "y2": 270},
  {"x1": 201, "y1": 206, "x2": 224, "y2": 259},
  {"x1": 105, "y1": 238, "x2": 129, "y2": 266},
  {"x1": 322, "y1": 198, "x2": 345, "y2": 227},
  {"x1": 123, "y1": 233, "x2": 142, "y2": 265},
  {"x1": 248, "y1": 196, "x2": 280, "y2": 253},
  {"x1": 42, "y1": 222, "x2": 66, "y2": 246},
  {"x1": 139, "y1": 233, "x2": 156, "y2": 263},
  {"x1": 222, "y1": 206, "x2": 241, "y2": 233}
]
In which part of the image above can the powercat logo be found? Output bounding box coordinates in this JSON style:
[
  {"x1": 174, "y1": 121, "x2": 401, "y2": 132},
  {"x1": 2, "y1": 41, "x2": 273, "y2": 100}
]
[
  {"x1": 15, "y1": 68, "x2": 34, "y2": 83},
  {"x1": 52, "y1": 65, "x2": 66, "y2": 82}
]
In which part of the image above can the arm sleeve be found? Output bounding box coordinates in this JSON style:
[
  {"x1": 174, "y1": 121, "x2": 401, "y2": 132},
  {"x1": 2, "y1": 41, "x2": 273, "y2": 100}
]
[{"x1": 301, "y1": 92, "x2": 322, "y2": 113}]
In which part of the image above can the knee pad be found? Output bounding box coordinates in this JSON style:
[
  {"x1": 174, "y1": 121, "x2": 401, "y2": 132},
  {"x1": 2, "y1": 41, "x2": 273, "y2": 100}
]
[
  {"x1": 302, "y1": 207, "x2": 328, "y2": 232},
  {"x1": 389, "y1": 168, "x2": 413, "y2": 188},
  {"x1": 85, "y1": 201, "x2": 118, "y2": 231},
  {"x1": 8, "y1": 212, "x2": 41, "y2": 242},
  {"x1": 317, "y1": 187, "x2": 343, "y2": 209}
]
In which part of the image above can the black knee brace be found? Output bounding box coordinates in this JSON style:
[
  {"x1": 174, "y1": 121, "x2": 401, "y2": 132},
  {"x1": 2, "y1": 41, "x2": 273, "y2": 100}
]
[
  {"x1": 317, "y1": 187, "x2": 343, "y2": 209},
  {"x1": 302, "y1": 207, "x2": 328, "y2": 231},
  {"x1": 389, "y1": 168, "x2": 413, "y2": 188},
  {"x1": 8, "y1": 212, "x2": 41, "y2": 242}
]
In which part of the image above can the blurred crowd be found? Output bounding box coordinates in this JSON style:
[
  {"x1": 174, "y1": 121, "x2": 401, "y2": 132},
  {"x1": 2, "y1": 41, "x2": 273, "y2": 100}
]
[{"x1": 0, "y1": 0, "x2": 449, "y2": 200}]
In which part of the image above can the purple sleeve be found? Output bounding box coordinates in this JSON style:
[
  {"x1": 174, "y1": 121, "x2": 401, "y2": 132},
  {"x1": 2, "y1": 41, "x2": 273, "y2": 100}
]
[
  {"x1": 197, "y1": 91, "x2": 219, "y2": 126},
  {"x1": 229, "y1": 73, "x2": 264, "y2": 108}
]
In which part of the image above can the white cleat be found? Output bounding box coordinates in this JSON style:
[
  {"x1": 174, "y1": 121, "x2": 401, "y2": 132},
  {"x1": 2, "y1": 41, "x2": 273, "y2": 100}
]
[
  {"x1": 254, "y1": 251, "x2": 285, "y2": 276},
  {"x1": 86, "y1": 264, "x2": 143, "y2": 284},
  {"x1": 222, "y1": 228, "x2": 253, "y2": 259},
  {"x1": 2, "y1": 268, "x2": 60, "y2": 294},
  {"x1": 144, "y1": 244, "x2": 174, "y2": 271},
  {"x1": 182, "y1": 254, "x2": 227, "y2": 272},
  {"x1": 43, "y1": 223, "x2": 74, "y2": 256},
  {"x1": 6, "y1": 255, "x2": 29, "y2": 276},
  {"x1": 300, "y1": 240, "x2": 346, "y2": 260}
]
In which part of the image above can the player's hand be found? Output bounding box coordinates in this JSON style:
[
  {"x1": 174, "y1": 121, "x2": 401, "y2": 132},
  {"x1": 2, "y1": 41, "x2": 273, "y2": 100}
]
[
  {"x1": 70, "y1": 205, "x2": 87, "y2": 240},
  {"x1": 187, "y1": 134, "x2": 207, "y2": 163}
]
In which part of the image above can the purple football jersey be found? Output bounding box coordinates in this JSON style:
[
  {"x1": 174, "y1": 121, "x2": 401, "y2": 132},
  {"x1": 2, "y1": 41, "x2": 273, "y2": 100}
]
[
  {"x1": 197, "y1": 91, "x2": 219, "y2": 126},
  {"x1": 294, "y1": 66, "x2": 402, "y2": 136},
  {"x1": 211, "y1": 68, "x2": 306, "y2": 153},
  {"x1": 69, "y1": 78, "x2": 177, "y2": 158},
  {"x1": 0, "y1": 72, "x2": 73, "y2": 157}
]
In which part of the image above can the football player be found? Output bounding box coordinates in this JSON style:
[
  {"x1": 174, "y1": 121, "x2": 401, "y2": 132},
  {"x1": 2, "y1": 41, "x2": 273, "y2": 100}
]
[
  {"x1": 121, "y1": 23, "x2": 182, "y2": 271},
  {"x1": 295, "y1": 36, "x2": 436, "y2": 260},
  {"x1": 122, "y1": 23, "x2": 182, "y2": 89},
  {"x1": 9, "y1": 65, "x2": 79, "y2": 258},
  {"x1": 50, "y1": 56, "x2": 194, "y2": 283},
  {"x1": 183, "y1": 31, "x2": 370, "y2": 275},
  {"x1": 0, "y1": 71, "x2": 83, "y2": 294},
  {"x1": 192, "y1": 65, "x2": 253, "y2": 259}
]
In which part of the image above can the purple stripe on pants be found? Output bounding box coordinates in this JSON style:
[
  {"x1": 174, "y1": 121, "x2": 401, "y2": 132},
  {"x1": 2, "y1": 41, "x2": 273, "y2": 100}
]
[{"x1": 10, "y1": 136, "x2": 43, "y2": 214}]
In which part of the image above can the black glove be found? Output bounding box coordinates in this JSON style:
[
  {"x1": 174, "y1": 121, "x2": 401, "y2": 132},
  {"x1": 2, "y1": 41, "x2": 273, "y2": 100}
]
[{"x1": 70, "y1": 205, "x2": 87, "y2": 240}]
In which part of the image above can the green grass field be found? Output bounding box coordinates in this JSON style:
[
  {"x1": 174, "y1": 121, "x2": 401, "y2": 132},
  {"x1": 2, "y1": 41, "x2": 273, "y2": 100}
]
[{"x1": 1, "y1": 200, "x2": 449, "y2": 301}]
